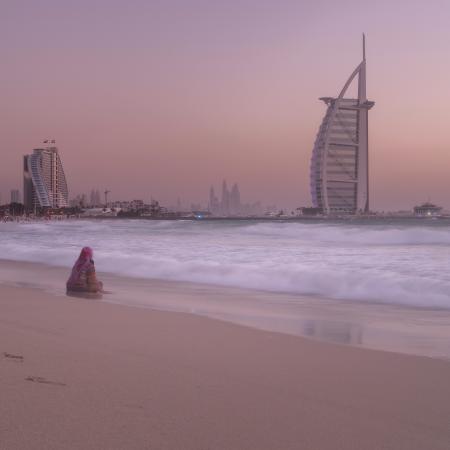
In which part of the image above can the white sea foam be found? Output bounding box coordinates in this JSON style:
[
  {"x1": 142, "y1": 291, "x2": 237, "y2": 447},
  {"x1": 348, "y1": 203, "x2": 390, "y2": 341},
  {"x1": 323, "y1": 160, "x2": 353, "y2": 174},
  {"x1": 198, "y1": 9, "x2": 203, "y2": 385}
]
[
  {"x1": 242, "y1": 222, "x2": 450, "y2": 245},
  {"x1": 1, "y1": 219, "x2": 449, "y2": 309}
]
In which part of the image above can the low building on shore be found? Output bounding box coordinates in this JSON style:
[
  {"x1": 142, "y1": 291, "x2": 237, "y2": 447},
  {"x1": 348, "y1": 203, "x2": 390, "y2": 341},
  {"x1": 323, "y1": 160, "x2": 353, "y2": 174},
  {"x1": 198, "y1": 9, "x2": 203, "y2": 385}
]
[{"x1": 413, "y1": 202, "x2": 442, "y2": 217}]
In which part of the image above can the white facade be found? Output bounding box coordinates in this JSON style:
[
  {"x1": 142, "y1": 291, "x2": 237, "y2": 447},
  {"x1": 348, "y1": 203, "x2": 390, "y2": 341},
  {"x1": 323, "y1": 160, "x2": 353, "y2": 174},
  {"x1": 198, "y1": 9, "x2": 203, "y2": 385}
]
[
  {"x1": 310, "y1": 36, "x2": 374, "y2": 214},
  {"x1": 23, "y1": 141, "x2": 69, "y2": 210}
]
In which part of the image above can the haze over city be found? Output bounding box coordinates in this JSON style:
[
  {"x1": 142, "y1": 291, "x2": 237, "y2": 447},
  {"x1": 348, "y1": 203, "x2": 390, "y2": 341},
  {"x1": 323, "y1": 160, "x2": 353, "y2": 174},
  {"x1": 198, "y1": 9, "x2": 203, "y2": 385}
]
[{"x1": 1, "y1": 0, "x2": 450, "y2": 210}]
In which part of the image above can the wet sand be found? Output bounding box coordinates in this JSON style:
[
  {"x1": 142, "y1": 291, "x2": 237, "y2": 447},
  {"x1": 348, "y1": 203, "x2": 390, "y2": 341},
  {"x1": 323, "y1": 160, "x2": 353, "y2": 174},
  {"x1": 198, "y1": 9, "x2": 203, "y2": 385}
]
[
  {"x1": 1, "y1": 281, "x2": 450, "y2": 449},
  {"x1": 1, "y1": 259, "x2": 450, "y2": 359}
]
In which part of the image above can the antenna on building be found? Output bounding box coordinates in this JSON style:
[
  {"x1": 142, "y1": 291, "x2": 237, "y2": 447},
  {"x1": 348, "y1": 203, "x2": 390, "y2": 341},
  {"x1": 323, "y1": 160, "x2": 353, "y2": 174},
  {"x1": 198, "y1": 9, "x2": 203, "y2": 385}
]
[{"x1": 362, "y1": 33, "x2": 366, "y2": 61}]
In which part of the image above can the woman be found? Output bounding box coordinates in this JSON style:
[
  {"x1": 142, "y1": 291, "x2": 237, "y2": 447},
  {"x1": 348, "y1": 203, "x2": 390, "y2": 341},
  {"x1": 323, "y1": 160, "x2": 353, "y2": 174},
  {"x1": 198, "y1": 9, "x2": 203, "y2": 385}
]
[{"x1": 66, "y1": 247, "x2": 103, "y2": 294}]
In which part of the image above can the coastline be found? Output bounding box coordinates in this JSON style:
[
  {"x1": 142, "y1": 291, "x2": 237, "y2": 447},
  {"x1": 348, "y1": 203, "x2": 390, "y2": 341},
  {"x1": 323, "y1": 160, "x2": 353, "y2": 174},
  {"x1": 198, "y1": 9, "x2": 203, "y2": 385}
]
[
  {"x1": 1, "y1": 282, "x2": 450, "y2": 449},
  {"x1": 3, "y1": 214, "x2": 450, "y2": 223},
  {"x1": 1, "y1": 258, "x2": 450, "y2": 360}
]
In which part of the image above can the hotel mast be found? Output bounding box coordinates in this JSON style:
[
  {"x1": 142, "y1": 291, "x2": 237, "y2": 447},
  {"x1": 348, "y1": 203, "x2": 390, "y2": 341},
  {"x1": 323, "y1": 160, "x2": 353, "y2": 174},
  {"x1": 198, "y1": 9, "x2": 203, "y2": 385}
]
[{"x1": 310, "y1": 35, "x2": 374, "y2": 214}]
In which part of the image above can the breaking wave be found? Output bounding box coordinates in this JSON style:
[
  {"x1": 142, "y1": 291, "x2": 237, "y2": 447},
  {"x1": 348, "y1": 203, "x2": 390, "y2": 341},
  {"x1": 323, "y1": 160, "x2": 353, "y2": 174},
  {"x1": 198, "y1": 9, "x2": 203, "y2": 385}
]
[{"x1": 1, "y1": 219, "x2": 449, "y2": 309}]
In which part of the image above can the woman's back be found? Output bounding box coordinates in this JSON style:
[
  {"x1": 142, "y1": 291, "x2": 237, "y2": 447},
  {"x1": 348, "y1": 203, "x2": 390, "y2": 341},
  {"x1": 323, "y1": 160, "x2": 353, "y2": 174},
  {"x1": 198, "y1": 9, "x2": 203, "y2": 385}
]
[{"x1": 67, "y1": 247, "x2": 103, "y2": 293}]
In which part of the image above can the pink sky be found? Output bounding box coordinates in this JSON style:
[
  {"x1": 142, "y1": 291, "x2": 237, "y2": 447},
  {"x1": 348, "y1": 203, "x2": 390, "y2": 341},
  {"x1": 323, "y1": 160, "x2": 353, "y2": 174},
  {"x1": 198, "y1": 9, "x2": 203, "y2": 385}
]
[{"x1": 1, "y1": 0, "x2": 449, "y2": 210}]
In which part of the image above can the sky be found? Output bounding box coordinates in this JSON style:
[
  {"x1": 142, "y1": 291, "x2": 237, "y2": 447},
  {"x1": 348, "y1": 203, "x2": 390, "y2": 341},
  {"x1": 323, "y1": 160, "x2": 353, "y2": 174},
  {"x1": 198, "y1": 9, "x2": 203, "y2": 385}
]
[{"x1": 1, "y1": 0, "x2": 450, "y2": 211}]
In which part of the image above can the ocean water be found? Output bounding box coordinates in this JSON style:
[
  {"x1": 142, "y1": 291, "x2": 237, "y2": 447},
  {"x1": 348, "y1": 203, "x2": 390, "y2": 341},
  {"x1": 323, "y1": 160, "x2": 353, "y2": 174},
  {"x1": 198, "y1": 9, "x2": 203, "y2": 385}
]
[{"x1": 1, "y1": 218, "x2": 449, "y2": 309}]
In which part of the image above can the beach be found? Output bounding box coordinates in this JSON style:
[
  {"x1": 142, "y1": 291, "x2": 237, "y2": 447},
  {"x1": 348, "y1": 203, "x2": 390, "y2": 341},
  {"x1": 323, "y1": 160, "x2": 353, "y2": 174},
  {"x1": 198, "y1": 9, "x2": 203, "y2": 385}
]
[
  {"x1": 1, "y1": 219, "x2": 450, "y2": 449},
  {"x1": 2, "y1": 279, "x2": 450, "y2": 450}
]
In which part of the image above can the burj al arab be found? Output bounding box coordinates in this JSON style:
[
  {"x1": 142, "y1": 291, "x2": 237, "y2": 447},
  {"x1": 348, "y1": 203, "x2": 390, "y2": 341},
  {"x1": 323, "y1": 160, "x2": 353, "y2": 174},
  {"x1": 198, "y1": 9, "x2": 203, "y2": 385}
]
[{"x1": 310, "y1": 35, "x2": 375, "y2": 214}]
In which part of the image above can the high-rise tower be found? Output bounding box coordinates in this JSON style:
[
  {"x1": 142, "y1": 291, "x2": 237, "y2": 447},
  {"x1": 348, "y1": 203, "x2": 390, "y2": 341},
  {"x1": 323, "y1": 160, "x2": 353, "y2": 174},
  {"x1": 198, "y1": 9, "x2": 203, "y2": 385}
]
[
  {"x1": 23, "y1": 140, "x2": 69, "y2": 211},
  {"x1": 10, "y1": 189, "x2": 21, "y2": 203},
  {"x1": 221, "y1": 180, "x2": 230, "y2": 215},
  {"x1": 230, "y1": 183, "x2": 241, "y2": 215},
  {"x1": 310, "y1": 35, "x2": 374, "y2": 214}
]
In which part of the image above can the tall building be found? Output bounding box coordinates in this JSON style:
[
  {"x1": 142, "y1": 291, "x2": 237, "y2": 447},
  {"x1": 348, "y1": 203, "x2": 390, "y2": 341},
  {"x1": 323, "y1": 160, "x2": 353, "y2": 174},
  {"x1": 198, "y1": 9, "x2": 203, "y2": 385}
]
[
  {"x1": 208, "y1": 181, "x2": 246, "y2": 216},
  {"x1": 221, "y1": 180, "x2": 230, "y2": 215},
  {"x1": 310, "y1": 36, "x2": 374, "y2": 214},
  {"x1": 89, "y1": 189, "x2": 101, "y2": 207},
  {"x1": 90, "y1": 189, "x2": 96, "y2": 207},
  {"x1": 23, "y1": 140, "x2": 69, "y2": 210},
  {"x1": 229, "y1": 183, "x2": 241, "y2": 215},
  {"x1": 10, "y1": 189, "x2": 21, "y2": 203},
  {"x1": 208, "y1": 186, "x2": 220, "y2": 213}
]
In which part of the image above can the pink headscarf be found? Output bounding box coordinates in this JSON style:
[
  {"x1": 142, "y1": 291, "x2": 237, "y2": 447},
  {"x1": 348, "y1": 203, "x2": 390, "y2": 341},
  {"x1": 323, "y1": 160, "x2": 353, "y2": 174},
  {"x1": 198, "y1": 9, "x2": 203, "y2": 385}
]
[{"x1": 67, "y1": 247, "x2": 94, "y2": 285}]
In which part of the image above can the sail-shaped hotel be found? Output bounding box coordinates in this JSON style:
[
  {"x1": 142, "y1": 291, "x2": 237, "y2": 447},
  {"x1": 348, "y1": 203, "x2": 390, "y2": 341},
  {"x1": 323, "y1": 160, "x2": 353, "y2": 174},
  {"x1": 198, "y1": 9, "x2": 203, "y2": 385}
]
[{"x1": 310, "y1": 36, "x2": 374, "y2": 214}]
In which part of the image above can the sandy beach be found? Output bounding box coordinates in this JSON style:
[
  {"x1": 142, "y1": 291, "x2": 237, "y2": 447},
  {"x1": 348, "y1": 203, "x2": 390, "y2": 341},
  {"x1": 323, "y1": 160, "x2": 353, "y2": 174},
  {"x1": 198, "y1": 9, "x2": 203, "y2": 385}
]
[{"x1": 1, "y1": 280, "x2": 450, "y2": 450}]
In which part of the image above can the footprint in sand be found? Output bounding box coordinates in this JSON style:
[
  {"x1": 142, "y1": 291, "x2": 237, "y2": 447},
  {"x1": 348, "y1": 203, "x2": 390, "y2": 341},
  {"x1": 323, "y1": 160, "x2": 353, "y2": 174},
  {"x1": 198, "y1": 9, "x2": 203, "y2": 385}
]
[
  {"x1": 25, "y1": 376, "x2": 66, "y2": 387},
  {"x1": 3, "y1": 352, "x2": 24, "y2": 362}
]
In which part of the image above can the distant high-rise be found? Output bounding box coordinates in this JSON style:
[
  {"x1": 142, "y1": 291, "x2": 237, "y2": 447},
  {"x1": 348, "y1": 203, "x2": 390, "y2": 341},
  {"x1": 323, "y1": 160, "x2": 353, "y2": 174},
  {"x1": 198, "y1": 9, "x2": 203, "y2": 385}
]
[
  {"x1": 10, "y1": 189, "x2": 21, "y2": 204},
  {"x1": 208, "y1": 186, "x2": 220, "y2": 213},
  {"x1": 89, "y1": 189, "x2": 101, "y2": 207},
  {"x1": 90, "y1": 189, "x2": 96, "y2": 207},
  {"x1": 208, "y1": 181, "x2": 246, "y2": 216},
  {"x1": 23, "y1": 140, "x2": 69, "y2": 210},
  {"x1": 310, "y1": 35, "x2": 374, "y2": 214},
  {"x1": 230, "y1": 183, "x2": 241, "y2": 215},
  {"x1": 221, "y1": 180, "x2": 230, "y2": 215}
]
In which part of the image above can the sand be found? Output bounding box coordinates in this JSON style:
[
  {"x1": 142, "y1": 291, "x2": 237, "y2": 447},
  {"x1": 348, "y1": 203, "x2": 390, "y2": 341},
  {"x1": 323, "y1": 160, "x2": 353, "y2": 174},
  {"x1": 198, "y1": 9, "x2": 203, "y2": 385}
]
[
  {"x1": 2, "y1": 259, "x2": 450, "y2": 360},
  {"x1": 1, "y1": 283, "x2": 450, "y2": 450}
]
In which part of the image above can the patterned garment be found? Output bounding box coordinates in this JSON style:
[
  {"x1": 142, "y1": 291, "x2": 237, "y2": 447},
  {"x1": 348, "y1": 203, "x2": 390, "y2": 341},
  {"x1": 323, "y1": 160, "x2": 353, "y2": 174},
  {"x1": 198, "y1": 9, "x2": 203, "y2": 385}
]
[{"x1": 66, "y1": 247, "x2": 102, "y2": 293}]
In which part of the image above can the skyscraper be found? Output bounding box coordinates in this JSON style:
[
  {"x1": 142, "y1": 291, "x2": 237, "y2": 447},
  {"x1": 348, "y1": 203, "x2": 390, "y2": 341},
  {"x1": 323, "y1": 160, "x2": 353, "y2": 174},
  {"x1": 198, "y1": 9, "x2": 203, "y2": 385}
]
[
  {"x1": 310, "y1": 36, "x2": 374, "y2": 214},
  {"x1": 230, "y1": 183, "x2": 241, "y2": 215},
  {"x1": 10, "y1": 189, "x2": 21, "y2": 203},
  {"x1": 90, "y1": 189, "x2": 96, "y2": 207},
  {"x1": 95, "y1": 190, "x2": 101, "y2": 206},
  {"x1": 221, "y1": 180, "x2": 230, "y2": 215},
  {"x1": 89, "y1": 189, "x2": 102, "y2": 207},
  {"x1": 23, "y1": 140, "x2": 69, "y2": 210},
  {"x1": 209, "y1": 186, "x2": 220, "y2": 214},
  {"x1": 208, "y1": 181, "x2": 245, "y2": 216}
]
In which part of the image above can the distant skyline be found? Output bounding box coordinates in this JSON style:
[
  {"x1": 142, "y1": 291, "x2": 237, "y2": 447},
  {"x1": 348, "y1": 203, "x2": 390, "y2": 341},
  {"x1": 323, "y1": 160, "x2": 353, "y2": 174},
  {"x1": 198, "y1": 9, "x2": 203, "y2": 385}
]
[{"x1": 1, "y1": 1, "x2": 450, "y2": 210}]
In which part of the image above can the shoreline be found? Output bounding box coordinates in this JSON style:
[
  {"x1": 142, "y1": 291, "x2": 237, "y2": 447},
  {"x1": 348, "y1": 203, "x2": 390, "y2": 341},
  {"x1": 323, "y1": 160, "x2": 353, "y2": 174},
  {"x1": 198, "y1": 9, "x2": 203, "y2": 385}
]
[
  {"x1": 1, "y1": 282, "x2": 450, "y2": 449},
  {"x1": 3, "y1": 214, "x2": 450, "y2": 222},
  {"x1": 1, "y1": 258, "x2": 450, "y2": 360}
]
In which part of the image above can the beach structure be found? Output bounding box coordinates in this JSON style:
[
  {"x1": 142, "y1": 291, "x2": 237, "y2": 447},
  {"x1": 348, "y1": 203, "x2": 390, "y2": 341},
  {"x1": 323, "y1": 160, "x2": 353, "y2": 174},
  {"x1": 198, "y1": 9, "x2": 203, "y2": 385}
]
[
  {"x1": 310, "y1": 36, "x2": 374, "y2": 214},
  {"x1": 413, "y1": 202, "x2": 442, "y2": 217},
  {"x1": 23, "y1": 140, "x2": 69, "y2": 210}
]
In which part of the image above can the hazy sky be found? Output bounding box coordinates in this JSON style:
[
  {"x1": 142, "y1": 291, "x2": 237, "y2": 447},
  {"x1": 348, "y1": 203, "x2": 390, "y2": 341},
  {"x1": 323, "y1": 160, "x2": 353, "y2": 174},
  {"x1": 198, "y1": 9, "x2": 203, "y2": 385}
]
[{"x1": 1, "y1": 0, "x2": 449, "y2": 210}]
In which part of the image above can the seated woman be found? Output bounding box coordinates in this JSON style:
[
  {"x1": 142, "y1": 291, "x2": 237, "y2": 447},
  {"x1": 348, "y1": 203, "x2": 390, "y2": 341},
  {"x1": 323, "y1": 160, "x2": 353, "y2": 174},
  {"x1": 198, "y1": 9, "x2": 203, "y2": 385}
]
[{"x1": 66, "y1": 247, "x2": 103, "y2": 295}]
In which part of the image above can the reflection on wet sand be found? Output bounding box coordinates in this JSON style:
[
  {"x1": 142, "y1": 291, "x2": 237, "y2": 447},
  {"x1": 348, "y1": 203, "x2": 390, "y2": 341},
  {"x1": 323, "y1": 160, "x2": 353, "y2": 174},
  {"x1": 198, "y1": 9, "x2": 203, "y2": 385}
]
[
  {"x1": 66, "y1": 290, "x2": 103, "y2": 300},
  {"x1": 203, "y1": 313, "x2": 364, "y2": 347},
  {"x1": 303, "y1": 319, "x2": 363, "y2": 346},
  {"x1": 0, "y1": 259, "x2": 449, "y2": 360}
]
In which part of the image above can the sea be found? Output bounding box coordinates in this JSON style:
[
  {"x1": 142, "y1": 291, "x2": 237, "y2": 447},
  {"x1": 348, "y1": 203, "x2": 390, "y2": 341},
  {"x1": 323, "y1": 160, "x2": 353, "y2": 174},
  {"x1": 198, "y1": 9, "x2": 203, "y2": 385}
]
[{"x1": 1, "y1": 218, "x2": 450, "y2": 358}]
